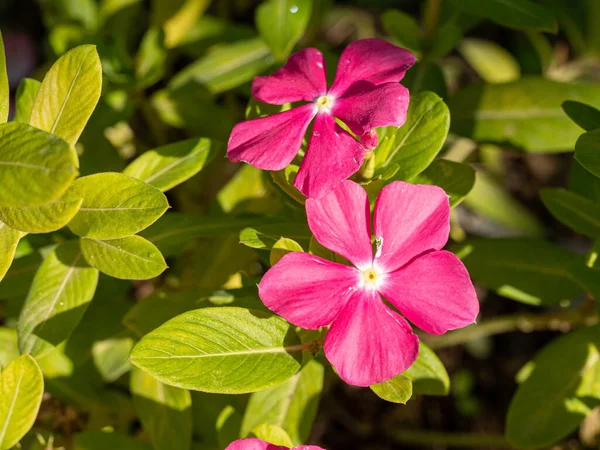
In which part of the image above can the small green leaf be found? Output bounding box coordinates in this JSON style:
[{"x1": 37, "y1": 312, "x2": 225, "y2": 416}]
[
  {"x1": 0, "y1": 252, "x2": 41, "y2": 299},
  {"x1": 455, "y1": 238, "x2": 583, "y2": 305},
  {"x1": 240, "y1": 222, "x2": 311, "y2": 250},
  {"x1": 458, "y1": 38, "x2": 520, "y2": 84},
  {"x1": 131, "y1": 368, "x2": 193, "y2": 450},
  {"x1": 375, "y1": 91, "x2": 450, "y2": 181},
  {"x1": 0, "y1": 222, "x2": 24, "y2": 282},
  {"x1": 506, "y1": 325, "x2": 600, "y2": 448},
  {"x1": 17, "y1": 240, "x2": 99, "y2": 358},
  {"x1": 404, "y1": 342, "x2": 450, "y2": 395},
  {"x1": 370, "y1": 374, "x2": 413, "y2": 404},
  {"x1": 0, "y1": 122, "x2": 78, "y2": 207},
  {"x1": 541, "y1": 188, "x2": 600, "y2": 238},
  {"x1": 270, "y1": 237, "x2": 303, "y2": 266},
  {"x1": 0, "y1": 192, "x2": 83, "y2": 233},
  {"x1": 80, "y1": 236, "x2": 167, "y2": 280},
  {"x1": 256, "y1": 0, "x2": 312, "y2": 61},
  {"x1": 29, "y1": 45, "x2": 102, "y2": 147},
  {"x1": 249, "y1": 424, "x2": 294, "y2": 448},
  {"x1": 271, "y1": 165, "x2": 305, "y2": 205},
  {"x1": 123, "y1": 138, "x2": 217, "y2": 192},
  {"x1": 241, "y1": 359, "x2": 324, "y2": 445},
  {"x1": 381, "y1": 9, "x2": 422, "y2": 54},
  {"x1": 412, "y1": 160, "x2": 475, "y2": 207},
  {"x1": 68, "y1": 173, "x2": 169, "y2": 239},
  {"x1": 136, "y1": 27, "x2": 167, "y2": 88},
  {"x1": 562, "y1": 101, "x2": 600, "y2": 131},
  {"x1": 569, "y1": 161, "x2": 600, "y2": 203},
  {"x1": 92, "y1": 335, "x2": 134, "y2": 382},
  {"x1": 130, "y1": 307, "x2": 304, "y2": 394},
  {"x1": 0, "y1": 31, "x2": 8, "y2": 124},
  {"x1": 575, "y1": 129, "x2": 600, "y2": 178},
  {"x1": 14, "y1": 78, "x2": 41, "y2": 124},
  {"x1": 152, "y1": 0, "x2": 211, "y2": 48},
  {"x1": 0, "y1": 354, "x2": 44, "y2": 450},
  {"x1": 74, "y1": 432, "x2": 152, "y2": 450},
  {"x1": 449, "y1": 0, "x2": 557, "y2": 32}
]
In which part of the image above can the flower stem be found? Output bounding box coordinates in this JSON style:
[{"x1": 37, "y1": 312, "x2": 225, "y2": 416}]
[{"x1": 389, "y1": 429, "x2": 512, "y2": 448}]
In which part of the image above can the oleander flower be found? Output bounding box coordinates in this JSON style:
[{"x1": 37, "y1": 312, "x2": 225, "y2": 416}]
[
  {"x1": 258, "y1": 180, "x2": 479, "y2": 386},
  {"x1": 226, "y1": 438, "x2": 325, "y2": 450},
  {"x1": 227, "y1": 38, "x2": 415, "y2": 199}
]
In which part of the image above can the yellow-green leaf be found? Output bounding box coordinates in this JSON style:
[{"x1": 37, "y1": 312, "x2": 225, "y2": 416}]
[
  {"x1": 0, "y1": 31, "x2": 8, "y2": 124},
  {"x1": 0, "y1": 222, "x2": 24, "y2": 283}
]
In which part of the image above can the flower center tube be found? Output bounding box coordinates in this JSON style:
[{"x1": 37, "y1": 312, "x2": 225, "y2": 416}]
[{"x1": 315, "y1": 95, "x2": 334, "y2": 114}]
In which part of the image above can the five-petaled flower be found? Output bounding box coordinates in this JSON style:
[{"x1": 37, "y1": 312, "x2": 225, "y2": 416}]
[
  {"x1": 258, "y1": 180, "x2": 479, "y2": 386},
  {"x1": 227, "y1": 38, "x2": 415, "y2": 199},
  {"x1": 226, "y1": 438, "x2": 325, "y2": 450}
]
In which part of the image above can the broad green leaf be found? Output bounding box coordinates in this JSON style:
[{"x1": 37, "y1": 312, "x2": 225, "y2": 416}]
[
  {"x1": 382, "y1": 9, "x2": 421, "y2": 54},
  {"x1": 18, "y1": 240, "x2": 99, "y2": 358},
  {"x1": 370, "y1": 374, "x2": 413, "y2": 404},
  {"x1": 450, "y1": 77, "x2": 600, "y2": 152},
  {"x1": 123, "y1": 138, "x2": 217, "y2": 191},
  {"x1": 0, "y1": 328, "x2": 18, "y2": 368},
  {"x1": 14, "y1": 78, "x2": 41, "y2": 124},
  {"x1": 240, "y1": 222, "x2": 311, "y2": 250},
  {"x1": 0, "y1": 31, "x2": 8, "y2": 124},
  {"x1": 569, "y1": 161, "x2": 600, "y2": 203},
  {"x1": 130, "y1": 307, "x2": 304, "y2": 394},
  {"x1": 562, "y1": 101, "x2": 600, "y2": 131},
  {"x1": 80, "y1": 236, "x2": 167, "y2": 280},
  {"x1": 241, "y1": 359, "x2": 323, "y2": 445},
  {"x1": 249, "y1": 424, "x2": 293, "y2": 448},
  {"x1": 256, "y1": 0, "x2": 312, "y2": 61},
  {"x1": 404, "y1": 342, "x2": 450, "y2": 395},
  {"x1": 217, "y1": 165, "x2": 267, "y2": 213},
  {"x1": 29, "y1": 45, "x2": 102, "y2": 147},
  {"x1": 0, "y1": 192, "x2": 83, "y2": 233},
  {"x1": 575, "y1": 129, "x2": 600, "y2": 178},
  {"x1": 0, "y1": 355, "x2": 44, "y2": 450},
  {"x1": 412, "y1": 160, "x2": 475, "y2": 207},
  {"x1": 374, "y1": 91, "x2": 450, "y2": 181},
  {"x1": 0, "y1": 222, "x2": 24, "y2": 282},
  {"x1": 449, "y1": 0, "x2": 557, "y2": 31},
  {"x1": 270, "y1": 237, "x2": 303, "y2": 266},
  {"x1": 506, "y1": 325, "x2": 600, "y2": 448},
  {"x1": 458, "y1": 38, "x2": 520, "y2": 84},
  {"x1": 152, "y1": 0, "x2": 211, "y2": 48},
  {"x1": 170, "y1": 38, "x2": 273, "y2": 95},
  {"x1": 541, "y1": 188, "x2": 600, "y2": 238},
  {"x1": 68, "y1": 173, "x2": 169, "y2": 239},
  {"x1": 0, "y1": 122, "x2": 78, "y2": 207},
  {"x1": 74, "y1": 432, "x2": 152, "y2": 450},
  {"x1": 455, "y1": 238, "x2": 583, "y2": 305},
  {"x1": 131, "y1": 368, "x2": 193, "y2": 450}
]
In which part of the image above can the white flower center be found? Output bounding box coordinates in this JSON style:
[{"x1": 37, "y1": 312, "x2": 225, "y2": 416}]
[
  {"x1": 315, "y1": 95, "x2": 334, "y2": 113},
  {"x1": 360, "y1": 267, "x2": 382, "y2": 290}
]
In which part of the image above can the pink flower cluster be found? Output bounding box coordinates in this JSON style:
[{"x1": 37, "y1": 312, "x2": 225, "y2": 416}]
[{"x1": 226, "y1": 438, "x2": 324, "y2": 450}]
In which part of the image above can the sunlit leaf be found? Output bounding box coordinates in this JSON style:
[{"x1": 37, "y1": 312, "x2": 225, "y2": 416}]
[
  {"x1": 0, "y1": 222, "x2": 24, "y2": 283},
  {"x1": 370, "y1": 374, "x2": 413, "y2": 404},
  {"x1": 0, "y1": 31, "x2": 8, "y2": 124},
  {"x1": 14, "y1": 78, "x2": 41, "y2": 124},
  {"x1": 458, "y1": 38, "x2": 520, "y2": 83}
]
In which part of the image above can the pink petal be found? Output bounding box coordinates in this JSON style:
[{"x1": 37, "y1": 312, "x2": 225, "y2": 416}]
[
  {"x1": 226, "y1": 438, "x2": 288, "y2": 450},
  {"x1": 324, "y1": 288, "x2": 419, "y2": 386},
  {"x1": 329, "y1": 38, "x2": 415, "y2": 97},
  {"x1": 379, "y1": 251, "x2": 479, "y2": 335},
  {"x1": 373, "y1": 182, "x2": 450, "y2": 273},
  {"x1": 228, "y1": 105, "x2": 316, "y2": 170},
  {"x1": 305, "y1": 179, "x2": 373, "y2": 269},
  {"x1": 293, "y1": 113, "x2": 365, "y2": 199},
  {"x1": 258, "y1": 252, "x2": 360, "y2": 330},
  {"x1": 332, "y1": 81, "x2": 410, "y2": 137},
  {"x1": 293, "y1": 447, "x2": 326, "y2": 450},
  {"x1": 252, "y1": 48, "x2": 327, "y2": 104}
]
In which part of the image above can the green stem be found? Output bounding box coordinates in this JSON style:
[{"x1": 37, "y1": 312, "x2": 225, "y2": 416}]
[
  {"x1": 423, "y1": 0, "x2": 443, "y2": 40},
  {"x1": 389, "y1": 429, "x2": 512, "y2": 448}
]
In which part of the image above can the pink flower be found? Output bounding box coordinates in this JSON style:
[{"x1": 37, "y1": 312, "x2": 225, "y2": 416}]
[
  {"x1": 227, "y1": 39, "x2": 415, "y2": 199},
  {"x1": 258, "y1": 181, "x2": 479, "y2": 386},
  {"x1": 226, "y1": 438, "x2": 325, "y2": 450}
]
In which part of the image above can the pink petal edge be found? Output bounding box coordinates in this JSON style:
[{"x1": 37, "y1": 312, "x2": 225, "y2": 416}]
[{"x1": 225, "y1": 438, "x2": 288, "y2": 450}]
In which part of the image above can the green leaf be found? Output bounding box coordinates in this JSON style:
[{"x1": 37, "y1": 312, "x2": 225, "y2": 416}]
[
  {"x1": 0, "y1": 192, "x2": 83, "y2": 233},
  {"x1": 455, "y1": 238, "x2": 583, "y2": 305},
  {"x1": 241, "y1": 359, "x2": 323, "y2": 445},
  {"x1": 458, "y1": 38, "x2": 520, "y2": 84},
  {"x1": 0, "y1": 122, "x2": 78, "y2": 207},
  {"x1": 240, "y1": 222, "x2": 311, "y2": 250},
  {"x1": 412, "y1": 160, "x2": 475, "y2": 207},
  {"x1": 404, "y1": 342, "x2": 450, "y2": 395},
  {"x1": 92, "y1": 336, "x2": 134, "y2": 382},
  {"x1": 381, "y1": 9, "x2": 422, "y2": 54},
  {"x1": 29, "y1": 45, "x2": 102, "y2": 147},
  {"x1": 0, "y1": 252, "x2": 42, "y2": 299},
  {"x1": 450, "y1": 77, "x2": 600, "y2": 152},
  {"x1": 0, "y1": 328, "x2": 18, "y2": 368},
  {"x1": 249, "y1": 424, "x2": 294, "y2": 448},
  {"x1": 136, "y1": 27, "x2": 167, "y2": 88},
  {"x1": 562, "y1": 100, "x2": 600, "y2": 131},
  {"x1": 0, "y1": 354, "x2": 44, "y2": 450},
  {"x1": 152, "y1": 0, "x2": 211, "y2": 48},
  {"x1": 370, "y1": 374, "x2": 413, "y2": 404},
  {"x1": 74, "y1": 432, "x2": 152, "y2": 450},
  {"x1": 0, "y1": 222, "x2": 24, "y2": 282},
  {"x1": 569, "y1": 161, "x2": 600, "y2": 203},
  {"x1": 17, "y1": 240, "x2": 99, "y2": 358},
  {"x1": 130, "y1": 307, "x2": 303, "y2": 394},
  {"x1": 131, "y1": 368, "x2": 193, "y2": 450},
  {"x1": 575, "y1": 129, "x2": 600, "y2": 178},
  {"x1": 374, "y1": 91, "x2": 450, "y2": 181},
  {"x1": 80, "y1": 236, "x2": 167, "y2": 280},
  {"x1": 0, "y1": 31, "x2": 8, "y2": 124},
  {"x1": 68, "y1": 173, "x2": 169, "y2": 239},
  {"x1": 14, "y1": 78, "x2": 42, "y2": 124},
  {"x1": 123, "y1": 138, "x2": 217, "y2": 192},
  {"x1": 271, "y1": 165, "x2": 305, "y2": 205},
  {"x1": 506, "y1": 325, "x2": 600, "y2": 448},
  {"x1": 449, "y1": 0, "x2": 557, "y2": 31},
  {"x1": 541, "y1": 188, "x2": 600, "y2": 238},
  {"x1": 256, "y1": 0, "x2": 312, "y2": 61},
  {"x1": 270, "y1": 237, "x2": 303, "y2": 266}
]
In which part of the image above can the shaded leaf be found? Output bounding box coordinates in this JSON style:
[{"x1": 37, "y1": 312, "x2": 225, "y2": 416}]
[
  {"x1": 458, "y1": 38, "x2": 520, "y2": 84},
  {"x1": 0, "y1": 222, "x2": 24, "y2": 282},
  {"x1": 404, "y1": 342, "x2": 450, "y2": 395},
  {"x1": 382, "y1": 9, "x2": 421, "y2": 54},
  {"x1": 92, "y1": 336, "x2": 134, "y2": 382},
  {"x1": 152, "y1": 0, "x2": 211, "y2": 48},
  {"x1": 74, "y1": 432, "x2": 152, "y2": 450},
  {"x1": 562, "y1": 100, "x2": 600, "y2": 131},
  {"x1": 412, "y1": 159, "x2": 475, "y2": 207},
  {"x1": 575, "y1": 129, "x2": 600, "y2": 178},
  {"x1": 14, "y1": 78, "x2": 41, "y2": 124},
  {"x1": 541, "y1": 188, "x2": 600, "y2": 238}
]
